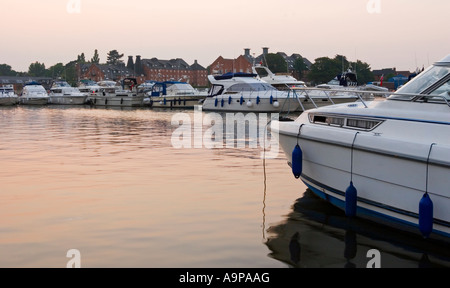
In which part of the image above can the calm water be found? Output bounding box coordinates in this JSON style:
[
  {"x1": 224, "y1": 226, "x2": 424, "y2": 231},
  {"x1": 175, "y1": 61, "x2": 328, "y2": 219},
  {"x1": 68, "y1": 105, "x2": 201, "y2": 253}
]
[{"x1": 0, "y1": 105, "x2": 449, "y2": 268}]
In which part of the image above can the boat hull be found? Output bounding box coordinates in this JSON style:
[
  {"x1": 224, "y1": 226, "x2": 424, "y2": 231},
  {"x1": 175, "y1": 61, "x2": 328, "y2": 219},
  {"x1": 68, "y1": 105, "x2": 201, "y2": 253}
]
[
  {"x1": 144, "y1": 95, "x2": 206, "y2": 109},
  {"x1": 89, "y1": 96, "x2": 144, "y2": 107},
  {"x1": 18, "y1": 97, "x2": 49, "y2": 105},
  {"x1": 0, "y1": 97, "x2": 18, "y2": 106},
  {"x1": 49, "y1": 96, "x2": 88, "y2": 105},
  {"x1": 202, "y1": 96, "x2": 301, "y2": 113},
  {"x1": 273, "y1": 118, "x2": 450, "y2": 243}
]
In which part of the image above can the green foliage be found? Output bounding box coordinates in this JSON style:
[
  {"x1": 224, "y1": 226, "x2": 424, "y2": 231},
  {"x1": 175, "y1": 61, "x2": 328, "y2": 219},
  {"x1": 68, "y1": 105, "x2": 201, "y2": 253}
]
[
  {"x1": 264, "y1": 53, "x2": 288, "y2": 73},
  {"x1": 106, "y1": 50, "x2": 124, "y2": 66},
  {"x1": 91, "y1": 49, "x2": 100, "y2": 64},
  {"x1": 77, "y1": 53, "x2": 86, "y2": 64},
  {"x1": 63, "y1": 60, "x2": 78, "y2": 86},
  {"x1": 308, "y1": 55, "x2": 374, "y2": 85},
  {"x1": 352, "y1": 60, "x2": 374, "y2": 84},
  {"x1": 46, "y1": 63, "x2": 65, "y2": 78},
  {"x1": 308, "y1": 56, "x2": 342, "y2": 85},
  {"x1": 293, "y1": 56, "x2": 309, "y2": 79},
  {"x1": 28, "y1": 62, "x2": 47, "y2": 77},
  {"x1": 0, "y1": 64, "x2": 18, "y2": 76}
]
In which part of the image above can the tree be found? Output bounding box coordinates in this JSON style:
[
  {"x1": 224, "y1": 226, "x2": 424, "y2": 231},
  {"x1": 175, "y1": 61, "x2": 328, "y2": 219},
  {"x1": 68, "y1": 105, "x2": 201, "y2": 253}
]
[
  {"x1": 46, "y1": 63, "x2": 65, "y2": 79},
  {"x1": 91, "y1": 49, "x2": 100, "y2": 64},
  {"x1": 64, "y1": 60, "x2": 78, "y2": 86},
  {"x1": 106, "y1": 50, "x2": 124, "y2": 66},
  {"x1": 351, "y1": 60, "x2": 374, "y2": 84},
  {"x1": 28, "y1": 61, "x2": 47, "y2": 77},
  {"x1": 293, "y1": 56, "x2": 309, "y2": 80},
  {"x1": 0, "y1": 64, "x2": 17, "y2": 76},
  {"x1": 307, "y1": 57, "x2": 339, "y2": 85},
  {"x1": 265, "y1": 53, "x2": 288, "y2": 74},
  {"x1": 77, "y1": 53, "x2": 86, "y2": 64},
  {"x1": 308, "y1": 55, "x2": 375, "y2": 85}
]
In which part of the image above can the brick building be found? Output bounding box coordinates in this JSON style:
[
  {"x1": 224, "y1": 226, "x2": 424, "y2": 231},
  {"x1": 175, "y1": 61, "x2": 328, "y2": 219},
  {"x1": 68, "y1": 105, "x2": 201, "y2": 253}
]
[
  {"x1": 78, "y1": 63, "x2": 145, "y2": 83},
  {"x1": 209, "y1": 55, "x2": 253, "y2": 75},
  {"x1": 78, "y1": 56, "x2": 208, "y2": 87},
  {"x1": 141, "y1": 58, "x2": 208, "y2": 87},
  {"x1": 209, "y1": 48, "x2": 312, "y2": 81}
]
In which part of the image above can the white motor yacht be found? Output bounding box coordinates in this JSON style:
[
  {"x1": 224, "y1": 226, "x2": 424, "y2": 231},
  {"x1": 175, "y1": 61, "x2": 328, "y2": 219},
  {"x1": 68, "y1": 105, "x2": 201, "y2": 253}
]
[
  {"x1": 48, "y1": 81, "x2": 88, "y2": 105},
  {"x1": 19, "y1": 82, "x2": 50, "y2": 105},
  {"x1": 253, "y1": 65, "x2": 362, "y2": 110},
  {"x1": 0, "y1": 85, "x2": 19, "y2": 106},
  {"x1": 90, "y1": 78, "x2": 144, "y2": 107},
  {"x1": 252, "y1": 64, "x2": 307, "y2": 90},
  {"x1": 271, "y1": 54, "x2": 450, "y2": 243},
  {"x1": 202, "y1": 72, "x2": 301, "y2": 113},
  {"x1": 78, "y1": 79, "x2": 102, "y2": 99},
  {"x1": 143, "y1": 81, "x2": 207, "y2": 109}
]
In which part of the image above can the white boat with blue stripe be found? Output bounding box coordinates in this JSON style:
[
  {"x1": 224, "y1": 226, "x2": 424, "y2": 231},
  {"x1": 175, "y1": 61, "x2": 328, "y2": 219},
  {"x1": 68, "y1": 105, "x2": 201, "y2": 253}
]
[{"x1": 271, "y1": 54, "x2": 450, "y2": 243}]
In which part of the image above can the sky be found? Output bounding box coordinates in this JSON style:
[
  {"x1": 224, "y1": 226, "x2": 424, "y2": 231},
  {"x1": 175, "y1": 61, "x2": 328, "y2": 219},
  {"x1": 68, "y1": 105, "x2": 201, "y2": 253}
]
[{"x1": 1, "y1": 0, "x2": 449, "y2": 73}]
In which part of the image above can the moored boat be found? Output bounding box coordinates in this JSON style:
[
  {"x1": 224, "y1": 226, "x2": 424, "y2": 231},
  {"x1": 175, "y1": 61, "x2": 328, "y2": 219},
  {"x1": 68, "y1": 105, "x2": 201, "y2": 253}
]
[
  {"x1": 202, "y1": 72, "x2": 301, "y2": 113},
  {"x1": 271, "y1": 54, "x2": 450, "y2": 243},
  {"x1": 19, "y1": 81, "x2": 50, "y2": 105},
  {"x1": 89, "y1": 78, "x2": 144, "y2": 107},
  {"x1": 0, "y1": 85, "x2": 19, "y2": 106},
  {"x1": 252, "y1": 64, "x2": 307, "y2": 90},
  {"x1": 143, "y1": 81, "x2": 207, "y2": 109},
  {"x1": 48, "y1": 80, "x2": 88, "y2": 105}
]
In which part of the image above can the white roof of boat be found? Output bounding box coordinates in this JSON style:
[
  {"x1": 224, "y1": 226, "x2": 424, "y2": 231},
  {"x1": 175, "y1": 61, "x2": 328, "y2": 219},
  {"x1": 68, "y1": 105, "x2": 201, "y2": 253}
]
[{"x1": 436, "y1": 54, "x2": 450, "y2": 65}]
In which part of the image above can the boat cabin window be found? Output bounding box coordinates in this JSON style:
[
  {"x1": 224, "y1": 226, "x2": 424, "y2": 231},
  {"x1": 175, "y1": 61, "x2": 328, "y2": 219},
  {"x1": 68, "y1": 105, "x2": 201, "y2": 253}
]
[
  {"x1": 209, "y1": 85, "x2": 224, "y2": 97},
  {"x1": 429, "y1": 79, "x2": 450, "y2": 97},
  {"x1": 391, "y1": 66, "x2": 450, "y2": 100},
  {"x1": 227, "y1": 83, "x2": 277, "y2": 93}
]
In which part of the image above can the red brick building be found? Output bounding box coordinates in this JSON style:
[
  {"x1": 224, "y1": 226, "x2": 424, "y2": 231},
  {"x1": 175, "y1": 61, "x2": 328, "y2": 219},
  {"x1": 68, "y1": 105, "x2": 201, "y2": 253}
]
[
  {"x1": 78, "y1": 57, "x2": 208, "y2": 87},
  {"x1": 209, "y1": 55, "x2": 253, "y2": 75},
  {"x1": 141, "y1": 58, "x2": 208, "y2": 87},
  {"x1": 78, "y1": 63, "x2": 145, "y2": 83}
]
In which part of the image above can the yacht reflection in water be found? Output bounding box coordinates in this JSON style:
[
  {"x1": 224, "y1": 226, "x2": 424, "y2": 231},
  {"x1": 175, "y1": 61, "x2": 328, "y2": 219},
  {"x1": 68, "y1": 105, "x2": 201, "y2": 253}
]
[{"x1": 265, "y1": 190, "x2": 450, "y2": 268}]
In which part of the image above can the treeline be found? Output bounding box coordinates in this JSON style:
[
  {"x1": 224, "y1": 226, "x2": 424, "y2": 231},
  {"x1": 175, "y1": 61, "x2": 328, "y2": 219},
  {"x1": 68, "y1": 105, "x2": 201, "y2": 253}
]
[
  {"x1": 264, "y1": 54, "x2": 374, "y2": 85},
  {"x1": 0, "y1": 49, "x2": 124, "y2": 86},
  {"x1": 2, "y1": 50, "x2": 375, "y2": 86}
]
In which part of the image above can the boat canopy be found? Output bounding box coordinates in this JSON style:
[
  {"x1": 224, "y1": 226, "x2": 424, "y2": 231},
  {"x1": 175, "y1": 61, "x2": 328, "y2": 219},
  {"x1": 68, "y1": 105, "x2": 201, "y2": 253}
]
[
  {"x1": 24, "y1": 81, "x2": 42, "y2": 86},
  {"x1": 149, "y1": 81, "x2": 194, "y2": 96},
  {"x1": 121, "y1": 78, "x2": 138, "y2": 89},
  {"x1": 79, "y1": 79, "x2": 98, "y2": 86},
  {"x1": 213, "y1": 72, "x2": 258, "y2": 81}
]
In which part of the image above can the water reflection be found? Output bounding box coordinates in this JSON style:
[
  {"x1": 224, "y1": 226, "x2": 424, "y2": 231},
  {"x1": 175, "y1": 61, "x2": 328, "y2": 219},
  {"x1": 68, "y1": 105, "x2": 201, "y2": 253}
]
[{"x1": 265, "y1": 189, "x2": 450, "y2": 268}]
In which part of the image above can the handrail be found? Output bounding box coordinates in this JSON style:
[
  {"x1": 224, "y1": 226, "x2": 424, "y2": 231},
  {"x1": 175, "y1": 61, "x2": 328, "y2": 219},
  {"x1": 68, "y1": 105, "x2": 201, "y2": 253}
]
[{"x1": 290, "y1": 87, "x2": 450, "y2": 108}]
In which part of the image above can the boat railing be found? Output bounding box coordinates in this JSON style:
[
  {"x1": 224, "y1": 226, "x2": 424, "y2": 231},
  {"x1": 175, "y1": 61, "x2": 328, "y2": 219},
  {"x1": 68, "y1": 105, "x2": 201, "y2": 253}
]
[{"x1": 289, "y1": 87, "x2": 450, "y2": 109}]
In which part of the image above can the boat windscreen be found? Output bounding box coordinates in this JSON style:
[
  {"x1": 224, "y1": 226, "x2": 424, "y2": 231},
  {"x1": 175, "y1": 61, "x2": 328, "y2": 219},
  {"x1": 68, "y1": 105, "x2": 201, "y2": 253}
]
[
  {"x1": 227, "y1": 83, "x2": 277, "y2": 92},
  {"x1": 391, "y1": 66, "x2": 450, "y2": 100}
]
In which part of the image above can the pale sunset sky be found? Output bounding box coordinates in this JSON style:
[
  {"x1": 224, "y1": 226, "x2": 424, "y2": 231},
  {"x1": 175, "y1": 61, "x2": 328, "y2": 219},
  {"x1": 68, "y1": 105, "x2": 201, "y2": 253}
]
[{"x1": 1, "y1": 0, "x2": 449, "y2": 72}]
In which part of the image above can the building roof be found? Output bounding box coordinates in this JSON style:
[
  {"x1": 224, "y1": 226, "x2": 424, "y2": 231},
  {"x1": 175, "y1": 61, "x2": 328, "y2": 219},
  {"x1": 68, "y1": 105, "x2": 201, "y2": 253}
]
[
  {"x1": 190, "y1": 60, "x2": 206, "y2": 71},
  {"x1": 142, "y1": 58, "x2": 191, "y2": 70},
  {"x1": 0, "y1": 76, "x2": 52, "y2": 85},
  {"x1": 80, "y1": 63, "x2": 135, "y2": 79}
]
